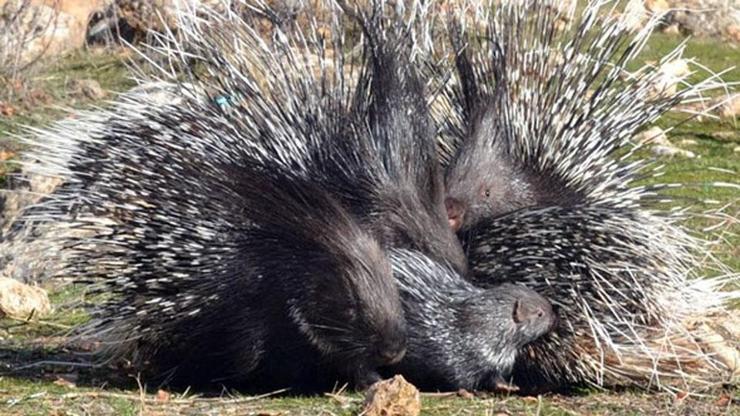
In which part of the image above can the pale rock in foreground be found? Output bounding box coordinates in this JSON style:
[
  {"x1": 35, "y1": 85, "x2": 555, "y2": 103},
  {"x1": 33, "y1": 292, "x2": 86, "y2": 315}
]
[
  {"x1": 652, "y1": 144, "x2": 696, "y2": 158},
  {"x1": 634, "y1": 126, "x2": 669, "y2": 146},
  {"x1": 363, "y1": 375, "x2": 421, "y2": 416},
  {"x1": 0, "y1": 276, "x2": 50, "y2": 320}
]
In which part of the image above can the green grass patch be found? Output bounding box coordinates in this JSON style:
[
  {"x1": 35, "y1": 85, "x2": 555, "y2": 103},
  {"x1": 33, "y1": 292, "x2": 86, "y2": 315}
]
[{"x1": 0, "y1": 49, "x2": 135, "y2": 139}]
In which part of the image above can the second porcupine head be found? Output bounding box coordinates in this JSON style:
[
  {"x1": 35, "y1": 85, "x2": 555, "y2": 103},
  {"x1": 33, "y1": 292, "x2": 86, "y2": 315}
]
[
  {"x1": 309, "y1": 230, "x2": 408, "y2": 368},
  {"x1": 442, "y1": 108, "x2": 582, "y2": 233},
  {"x1": 234, "y1": 162, "x2": 409, "y2": 373}
]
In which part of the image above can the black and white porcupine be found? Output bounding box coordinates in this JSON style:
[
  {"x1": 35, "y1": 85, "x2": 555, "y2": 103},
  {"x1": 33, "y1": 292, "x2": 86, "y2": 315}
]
[
  {"x1": 435, "y1": 0, "x2": 738, "y2": 391},
  {"x1": 39, "y1": 104, "x2": 414, "y2": 390},
  {"x1": 13, "y1": 0, "x2": 424, "y2": 391},
  {"x1": 8, "y1": 0, "x2": 558, "y2": 391}
]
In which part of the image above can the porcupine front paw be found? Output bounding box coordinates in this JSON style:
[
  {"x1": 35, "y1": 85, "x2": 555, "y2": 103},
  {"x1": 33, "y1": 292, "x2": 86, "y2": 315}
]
[
  {"x1": 489, "y1": 375, "x2": 520, "y2": 393},
  {"x1": 353, "y1": 367, "x2": 383, "y2": 391}
]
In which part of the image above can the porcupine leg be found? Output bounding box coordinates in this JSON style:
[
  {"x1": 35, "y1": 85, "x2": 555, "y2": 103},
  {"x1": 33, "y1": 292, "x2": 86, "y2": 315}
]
[{"x1": 353, "y1": 366, "x2": 383, "y2": 390}]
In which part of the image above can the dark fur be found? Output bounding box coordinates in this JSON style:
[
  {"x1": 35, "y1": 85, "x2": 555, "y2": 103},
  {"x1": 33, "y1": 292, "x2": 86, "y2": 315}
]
[
  {"x1": 317, "y1": 1, "x2": 468, "y2": 274},
  {"x1": 57, "y1": 106, "x2": 407, "y2": 391}
]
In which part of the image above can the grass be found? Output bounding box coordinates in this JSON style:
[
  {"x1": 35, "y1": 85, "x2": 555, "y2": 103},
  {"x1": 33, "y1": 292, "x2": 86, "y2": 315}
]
[
  {"x1": 0, "y1": 23, "x2": 738, "y2": 416},
  {"x1": 0, "y1": 48, "x2": 135, "y2": 139}
]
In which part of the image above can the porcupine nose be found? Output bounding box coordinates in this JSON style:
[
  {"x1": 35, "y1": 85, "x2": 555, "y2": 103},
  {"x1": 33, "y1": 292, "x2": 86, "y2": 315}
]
[
  {"x1": 378, "y1": 345, "x2": 406, "y2": 365},
  {"x1": 376, "y1": 331, "x2": 407, "y2": 365},
  {"x1": 445, "y1": 197, "x2": 465, "y2": 232}
]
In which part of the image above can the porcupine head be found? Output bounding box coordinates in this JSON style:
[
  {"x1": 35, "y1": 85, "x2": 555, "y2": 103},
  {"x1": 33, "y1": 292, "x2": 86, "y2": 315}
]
[
  {"x1": 442, "y1": 108, "x2": 580, "y2": 233},
  {"x1": 240, "y1": 164, "x2": 409, "y2": 389},
  {"x1": 458, "y1": 282, "x2": 557, "y2": 389},
  {"x1": 440, "y1": 19, "x2": 582, "y2": 233},
  {"x1": 393, "y1": 249, "x2": 558, "y2": 392}
]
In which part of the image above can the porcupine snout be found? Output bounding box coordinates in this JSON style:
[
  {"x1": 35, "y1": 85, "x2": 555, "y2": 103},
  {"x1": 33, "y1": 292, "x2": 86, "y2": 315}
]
[
  {"x1": 513, "y1": 291, "x2": 558, "y2": 334},
  {"x1": 445, "y1": 197, "x2": 465, "y2": 232},
  {"x1": 376, "y1": 335, "x2": 407, "y2": 366}
]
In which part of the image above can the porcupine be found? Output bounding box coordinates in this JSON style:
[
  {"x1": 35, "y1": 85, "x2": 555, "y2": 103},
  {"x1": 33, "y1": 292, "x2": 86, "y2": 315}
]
[
  {"x1": 13, "y1": 3, "x2": 416, "y2": 392},
  {"x1": 8, "y1": 0, "x2": 562, "y2": 392},
  {"x1": 434, "y1": 0, "x2": 737, "y2": 391}
]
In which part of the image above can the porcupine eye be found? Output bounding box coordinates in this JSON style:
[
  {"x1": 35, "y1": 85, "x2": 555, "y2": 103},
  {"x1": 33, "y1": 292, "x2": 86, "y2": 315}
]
[{"x1": 480, "y1": 185, "x2": 491, "y2": 200}]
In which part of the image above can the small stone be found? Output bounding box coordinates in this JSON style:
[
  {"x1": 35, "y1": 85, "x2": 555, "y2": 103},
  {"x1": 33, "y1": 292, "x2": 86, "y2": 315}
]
[
  {"x1": 649, "y1": 59, "x2": 691, "y2": 97},
  {"x1": 710, "y1": 131, "x2": 738, "y2": 142},
  {"x1": 634, "y1": 126, "x2": 668, "y2": 145},
  {"x1": 457, "y1": 388, "x2": 475, "y2": 399},
  {"x1": 725, "y1": 24, "x2": 740, "y2": 43},
  {"x1": 716, "y1": 94, "x2": 740, "y2": 120},
  {"x1": 362, "y1": 375, "x2": 421, "y2": 416},
  {"x1": 0, "y1": 277, "x2": 51, "y2": 320},
  {"x1": 644, "y1": 0, "x2": 669, "y2": 14},
  {"x1": 69, "y1": 79, "x2": 106, "y2": 100},
  {"x1": 652, "y1": 145, "x2": 696, "y2": 158},
  {"x1": 734, "y1": 146, "x2": 740, "y2": 153},
  {"x1": 620, "y1": 2, "x2": 648, "y2": 32},
  {"x1": 0, "y1": 102, "x2": 16, "y2": 117},
  {"x1": 662, "y1": 23, "x2": 681, "y2": 35},
  {"x1": 156, "y1": 389, "x2": 171, "y2": 402},
  {"x1": 678, "y1": 139, "x2": 697, "y2": 146}
]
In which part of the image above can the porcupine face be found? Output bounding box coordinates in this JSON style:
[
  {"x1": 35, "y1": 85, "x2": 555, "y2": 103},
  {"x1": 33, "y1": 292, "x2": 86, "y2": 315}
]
[
  {"x1": 443, "y1": 107, "x2": 582, "y2": 234},
  {"x1": 444, "y1": 110, "x2": 537, "y2": 233},
  {"x1": 506, "y1": 284, "x2": 558, "y2": 347},
  {"x1": 453, "y1": 283, "x2": 557, "y2": 388},
  {"x1": 345, "y1": 234, "x2": 408, "y2": 368},
  {"x1": 296, "y1": 230, "x2": 407, "y2": 370}
]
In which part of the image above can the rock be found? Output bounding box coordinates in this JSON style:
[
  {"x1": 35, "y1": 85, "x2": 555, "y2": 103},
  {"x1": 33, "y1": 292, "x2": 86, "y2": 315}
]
[
  {"x1": 652, "y1": 144, "x2": 696, "y2": 158},
  {"x1": 0, "y1": 277, "x2": 51, "y2": 319},
  {"x1": 663, "y1": 0, "x2": 740, "y2": 41},
  {"x1": 661, "y1": 23, "x2": 681, "y2": 35},
  {"x1": 727, "y1": 24, "x2": 740, "y2": 42},
  {"x1": 69, "y1": 79, "x2": 106, "y2": 100},
  {"x1": 650, "y1": 59, "x2": 691, "y2": 98},
  {"x1": 634, "y1": 126, "x2": 669, "y2": 146},
  {"x1": 717, "y1": 94, "x2": 740, "y2": 120},
  {"x1": 734, "y1": 146, "x2": 740, "y2": 153},
  {"x1": 0, "y1": 102, "x2": 16, "y2": 117},
  {"x1": 645, "y1": 0, "x2": 670, "y2": 14},
  {"x1": 710, "y1": 131, "x2": 738, "y2": 142},
  {"x1": 678, "y1": 139, "x2": 697, "y2": 146},
  {"x1": 621, "y1": 1, "x2": 648, "y2": 32},
  {"x1": 362, "y1": 375, "x2": 421, "y2": 416}
]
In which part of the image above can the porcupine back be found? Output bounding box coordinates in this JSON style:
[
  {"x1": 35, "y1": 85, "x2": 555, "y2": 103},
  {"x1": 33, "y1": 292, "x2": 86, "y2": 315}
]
[
  {"x1": 13, "y1": 1, "x2": 409, "y2": 391},
  {"x1": 434, "y1": 0, "x2": 738, "y2": 392},
  {"x1": 134, "y1": 0, "x2": 468, "y2": 273}
]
